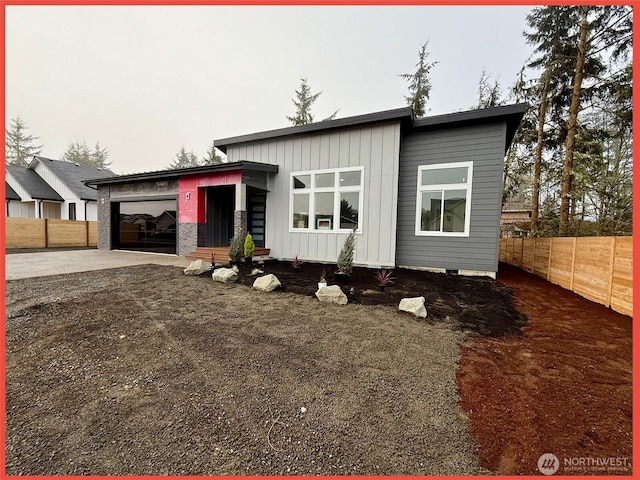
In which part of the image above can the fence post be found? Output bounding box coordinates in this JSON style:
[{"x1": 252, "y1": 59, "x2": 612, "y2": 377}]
[
  {"x1": 569, "y1": 237, "x2": 577, "y2": 291},
  {"x1": 44, "y1": 218, "x2": 49, "y2": 248},
  {"x1": 546, "y1": 238, "x2": 553, "y2": 281},
  {"x1": 606, "y1": 237, "x2": 616, "y2": 307},
  {"x1": 85, "y1": 221, "x2": 90, "y2": 247}
]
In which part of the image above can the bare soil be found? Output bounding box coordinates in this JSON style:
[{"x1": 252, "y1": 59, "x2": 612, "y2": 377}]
[
  {"x1": 457, "y1": 263, "x2": 632, "y2": 476},
  {"x1": 5, "y1": 262, "x2": 521, "y2": 476}
]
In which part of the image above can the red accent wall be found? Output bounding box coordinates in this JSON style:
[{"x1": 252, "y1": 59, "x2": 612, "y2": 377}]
[{"x1": 178, "y1": 171, "x2": 242, "y2": 223}]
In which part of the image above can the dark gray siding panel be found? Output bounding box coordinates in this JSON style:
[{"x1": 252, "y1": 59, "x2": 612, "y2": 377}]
[{"x1": 396, "y1": 123, "x2": 507, "y2": 273}]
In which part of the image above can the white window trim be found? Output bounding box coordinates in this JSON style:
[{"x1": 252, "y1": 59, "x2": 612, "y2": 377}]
[
  {"x1": 289, "y1": 166, "x2": 365, "y2": 234},
  {"x1": 415, "y1": 161, "x2": 473, "y2": 237}
]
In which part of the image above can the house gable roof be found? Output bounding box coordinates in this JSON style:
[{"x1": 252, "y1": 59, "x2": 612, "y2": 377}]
[
  {"x1": 84, "y1": 160, "x2": 279, "y2": 186},
  {"x1": 31, "y1": 156, "x2": 115, "y2": 201},
  {"x1": 6, "y1": 182, "x2": 21, "y2": 200},
  {"x1": 6, "y1": 164, "x2": 64, "y2": 201},
  {"x1": 214, "y1": 106, "x2": 415, "y2": 153}
]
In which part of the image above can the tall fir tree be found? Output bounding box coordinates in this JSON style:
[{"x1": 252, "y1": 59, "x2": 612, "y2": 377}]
[
  {"x1": 476, "y1": 69, "x2": 502, "y2": 109},
  {"x1": 286, "y1": 78, "x2": 338, "y2": 126},
  {"x1": 202, "y1": 141, "x2": 224, "y2": 165},
  {"x1": 5, "y1": 116, "x2": 42, "y2": 166},
  {"x1": 399, "y1": 41, "x2": 438, "y2": 118},
  {"x1": 169, "y1": 147, "x2": 200, "y2": 169},
  {"x1": 61, "y1": 140, "x2": 110, "y2": 168}
]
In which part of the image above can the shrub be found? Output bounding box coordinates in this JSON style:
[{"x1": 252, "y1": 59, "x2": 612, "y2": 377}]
[
  {"x1": 229, "y1": 231, "x2": 245, "y2": 261},
  {"x1": 244, "y1": 233, "x2": 255, "y2": 258},
  {"x1": 374, "y1": 269, "x2": 395, "y2": 286},
  {"x1": 337, "y1": 229, "x2": 357, "y2": 275}
]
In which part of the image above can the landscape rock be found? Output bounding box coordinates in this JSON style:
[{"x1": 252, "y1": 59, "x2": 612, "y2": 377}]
[
  {"x1": 315, "y1": 285, "x2": 348, "y2": 305},
  {"x1": 253, "y1": 274, "x2": 281, "y2": 292},
  {"x1": 212, "y1": 267, "x2": 238, "y2": 283},
  {"x1": 399, "y1": 296, "x2": 427, "y2": 318},
  {"x1": 184, "y1": 259, "x2": 210, "y2": 276}
]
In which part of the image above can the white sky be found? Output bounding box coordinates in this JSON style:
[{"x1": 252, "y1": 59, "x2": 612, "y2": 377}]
[{"x1": 6, "y1": 5, "x2": 533, "y2": 175}]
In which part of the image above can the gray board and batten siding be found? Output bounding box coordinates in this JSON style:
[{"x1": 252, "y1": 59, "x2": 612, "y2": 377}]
[
  {"x1": 224, "y1": 122, "x2": 402, "y2": 268},
  {"x1": 396, "y1": 121, "x2": 508, "y2": 275}
]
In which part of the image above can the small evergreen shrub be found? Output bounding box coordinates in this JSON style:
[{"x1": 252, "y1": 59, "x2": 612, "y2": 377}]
[{"x1": 337, "y1": 229, "x2": 357, "y2": 275}]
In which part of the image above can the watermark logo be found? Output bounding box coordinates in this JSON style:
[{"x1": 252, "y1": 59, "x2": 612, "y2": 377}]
[
  {"x1": 538, "y1": 453, "x2": 560, "y2": 475},
  {"x1": 537, "y1": 453, "x2": 631, "y2": 475}
]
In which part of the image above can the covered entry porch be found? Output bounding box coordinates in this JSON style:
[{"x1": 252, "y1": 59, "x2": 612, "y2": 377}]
[{"x1": 177, "y1": 162, "x2": 278, "y2": 257}]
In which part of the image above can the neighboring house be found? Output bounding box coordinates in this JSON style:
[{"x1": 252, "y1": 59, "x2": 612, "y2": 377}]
[
  {"x1": 86, "y1": 104, "x2": 525, "y2": 277},
  {"x1": 5, "y1": 157, "x2": 114, "y2": 220},
  {"x1": 5, "y1": 164, "x2": 64, "y2": 218},
  {"x1": 500, "y1": 202, "x2": 533, "y2": 237},
  {"x1": 28, "y1": 156, "x2": 114, "y2": 220},
  {"x1": 5, "y1": 182, "x2": 22, "y2": 216}
]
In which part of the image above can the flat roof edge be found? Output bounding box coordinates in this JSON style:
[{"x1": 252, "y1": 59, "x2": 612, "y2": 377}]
[{"x1": 84, "y1": 161, "x2": 279, "y2": 186}]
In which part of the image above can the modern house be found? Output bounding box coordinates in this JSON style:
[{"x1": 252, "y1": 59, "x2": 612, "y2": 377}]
[
  {"x1": 86, "y1": 104, "x2": 525, "y2": 277},
  {"x1": 5, "y1": 156, "x2": 114, "y2": 220}
]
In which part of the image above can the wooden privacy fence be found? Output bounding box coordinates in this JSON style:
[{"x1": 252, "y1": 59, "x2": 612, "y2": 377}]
[
  {"x1": 500, "y1": 236, "x2": 633, "y2": 317},
  {"x1": 5, "y1": 218, "x2": 98, "y2": 249}
]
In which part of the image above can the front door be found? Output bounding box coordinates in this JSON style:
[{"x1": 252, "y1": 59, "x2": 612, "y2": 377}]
[{"x1": 248, "y1": 192, "x2": 266, "y2": 248}]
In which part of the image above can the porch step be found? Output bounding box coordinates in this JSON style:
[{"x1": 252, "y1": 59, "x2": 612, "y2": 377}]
[{"x1": 185, "y1": 246, "x2": 271, "y2": 263}]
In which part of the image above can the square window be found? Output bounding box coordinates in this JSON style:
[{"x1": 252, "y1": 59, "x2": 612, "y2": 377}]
[{"x1": 416, "y1": 162, "x2": 472, "y2": 236}]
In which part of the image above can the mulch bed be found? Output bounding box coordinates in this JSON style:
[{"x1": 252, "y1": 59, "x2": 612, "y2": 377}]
[{"x1": 230, "y1": 259, "x2": 527, "y2": 337}]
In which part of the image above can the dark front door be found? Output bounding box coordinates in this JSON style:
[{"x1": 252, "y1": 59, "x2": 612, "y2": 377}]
[
  {"x1": 248, "y1": 191, "x2": 266, "y2": 248},
  {"x1": 207, "y1": 185, "x2": 235, "y2": 247}
]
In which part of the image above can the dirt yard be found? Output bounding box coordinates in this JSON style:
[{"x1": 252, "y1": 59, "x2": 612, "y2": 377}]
[
  {"x1": 457, "y1": 263, "x2": 632, "y2": 475},
  {"x1": 5, "y1": 262, "x2": 522, "y2": 476}
]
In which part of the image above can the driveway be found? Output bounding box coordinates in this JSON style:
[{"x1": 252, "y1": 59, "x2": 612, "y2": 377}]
[{"x1": 4, "y1": 249, "x2": 192, "y2": 280}]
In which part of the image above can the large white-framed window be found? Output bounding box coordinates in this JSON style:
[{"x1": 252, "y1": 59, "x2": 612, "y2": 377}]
[
  {"x1": 416, "y1": 161, "x2": 473, "y2": 237},
  {"x1": 290, "y1": 166, "x2": 364, "y2": 233}
]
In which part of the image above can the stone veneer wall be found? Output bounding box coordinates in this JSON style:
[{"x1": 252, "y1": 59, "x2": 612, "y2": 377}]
[
  {"x1": 178, "y1": 222, "x2": 198, "y2": 257},
  {"x1": 234, "y1": 210, "x2": 247, "y2": 237}
]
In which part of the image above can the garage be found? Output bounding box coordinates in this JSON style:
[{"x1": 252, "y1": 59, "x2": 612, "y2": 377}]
[{"x1": 112, "y1": 199, "x2": 177, "y2": 254}]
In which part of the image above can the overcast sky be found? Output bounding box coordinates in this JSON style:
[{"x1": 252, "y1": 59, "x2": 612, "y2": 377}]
[{"x1": 6, "y1": 5, "x2": 533, "y2": 175}]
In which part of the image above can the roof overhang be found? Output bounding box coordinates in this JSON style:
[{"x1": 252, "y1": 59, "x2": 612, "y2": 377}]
[
  {"x1": 84, "y1": 160, "x2": 279, "y2": 187},
  {"x1": 215, "y1": 106, "x2": 414, "y2": 153},
  {"x1": 411, "y1": 103, "x2": 527, "y2": 154}
]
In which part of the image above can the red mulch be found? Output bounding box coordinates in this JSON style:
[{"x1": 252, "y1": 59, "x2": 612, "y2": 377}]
[{"x1": 456, "y1": 263, "x2": 632, "y2": 475}]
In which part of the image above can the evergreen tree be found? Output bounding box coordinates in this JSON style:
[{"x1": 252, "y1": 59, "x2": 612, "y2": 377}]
[
  {"x1": 476, "y1": 69, "x2": 502, "y2": 109},
  {"x1": 90, "y1": 141, "x2": 111, "y2": 169},
  {"x1": 62, "y1": 141, "x2": 92, "y2": 165},
  {"x1": 61, "y1": 140, "x2": 110, "y2": 168},
  {"x1": 5, "y1": 116, "x2": 42, "y2": 166},
  {"x1": 202, "y1": 141, "x2": 224, "y2": 165},
  {"x1": 399, "y1": 41, "x2": 438, "y2": 117},
  {"x1": 169, "y1": 147, "x2": 200, "y2": 169},
  {"x1": 286, "y1": 78, "x2": 338, "y2": 126}
]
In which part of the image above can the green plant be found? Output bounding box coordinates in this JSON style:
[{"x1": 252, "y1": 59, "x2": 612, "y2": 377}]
[
  {"x1": 229, "y1": 231, "x2": 245, "y2": 261},
  {"x1": 374, "y1": 269, "x2": 395, "y2": 286},
  {"x1": 244, "y1": 233, "x2": 255, "y2": 258},
  {"x1": 337, "y1": 229, "x2": 357, "y2": 275}
]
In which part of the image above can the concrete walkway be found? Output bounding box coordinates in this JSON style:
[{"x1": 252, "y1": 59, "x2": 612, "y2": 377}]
[{"x1": 5, "y1": 249, "x2": 192, "y2": 280}]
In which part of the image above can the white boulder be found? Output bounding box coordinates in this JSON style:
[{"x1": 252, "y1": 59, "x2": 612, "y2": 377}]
[
  {"x1": 399, "y1": 296, "x2": 427, "y2": 318},
  {"x1": 184, "y1": 259, "x2": 210, "y2": 275},
  {"x1": 212, "y1": 267, "x2": 238, "y2": 283},
  {"x1": 253, "y1": 274, "x2": 281, "y2": 292},
  {"x1": 315, "y1": 285, "x2": 348, "y2": 306}
]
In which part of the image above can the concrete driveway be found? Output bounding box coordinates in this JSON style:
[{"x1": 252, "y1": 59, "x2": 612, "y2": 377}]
[{"x1": 5, "y1": 249, "x2": 192, "y2": 280}]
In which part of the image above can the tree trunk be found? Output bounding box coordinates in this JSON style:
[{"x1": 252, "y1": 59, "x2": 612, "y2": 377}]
[
  {"x1": 531, "y1": 67, "x2": 553, "y2": 237},
  {"x1": 559, "y1": 8, "x2": 589, "y2": 236}
]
